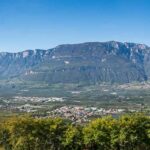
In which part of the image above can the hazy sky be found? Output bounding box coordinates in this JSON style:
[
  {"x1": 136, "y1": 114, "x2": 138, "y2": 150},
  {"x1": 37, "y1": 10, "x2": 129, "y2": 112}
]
[{"x1": 0, "y1": 0, "x2": 150, "y2": 52}]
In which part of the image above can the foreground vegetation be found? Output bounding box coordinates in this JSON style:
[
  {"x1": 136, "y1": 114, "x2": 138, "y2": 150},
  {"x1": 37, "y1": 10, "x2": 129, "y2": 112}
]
[{"x1": 0, "y1": 114, "x2": 150, "y2": 150}]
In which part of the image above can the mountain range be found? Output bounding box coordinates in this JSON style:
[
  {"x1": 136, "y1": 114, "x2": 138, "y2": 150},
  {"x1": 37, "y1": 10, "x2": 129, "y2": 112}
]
[{"x1": 0, "y1": 41, "x2": 150, "y2": 84}]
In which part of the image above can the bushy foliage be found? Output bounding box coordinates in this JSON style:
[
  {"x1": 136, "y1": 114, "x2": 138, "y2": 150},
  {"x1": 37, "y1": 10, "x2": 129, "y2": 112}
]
[{"x1": 0, "y1": 114, "x2": 150, "y2": 150}]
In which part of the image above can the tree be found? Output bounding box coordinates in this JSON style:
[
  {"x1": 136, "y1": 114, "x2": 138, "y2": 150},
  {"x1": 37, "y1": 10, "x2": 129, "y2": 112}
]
[
  {"x1": 117, "y1": 113, "x2": 150, "y2": 150},
  {"x1": 0, "y1": 113, "x2": 150, "y2": 150},
  {"x1": 83, "y1": 116, "x2": 116, "y2": 150},
  {"x1": 62, "y1": 125, "x2": 83, "y2": 150},
  {"x1": 0, "y1": 123, "x2": 11, "y2": 150}
]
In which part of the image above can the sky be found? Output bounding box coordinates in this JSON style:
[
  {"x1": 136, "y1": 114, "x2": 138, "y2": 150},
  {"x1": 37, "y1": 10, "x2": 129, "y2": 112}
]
[{"x1": 0, "y1": 0, "x2": 150, "y2": 52}]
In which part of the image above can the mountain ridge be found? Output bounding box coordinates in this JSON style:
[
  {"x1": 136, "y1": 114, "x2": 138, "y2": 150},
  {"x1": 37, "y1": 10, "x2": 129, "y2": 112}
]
[
  {"x1": 0, "y1": 41, "x2": 149, "y2": 54},
  {"x1": 0, "y1": 41, "x2": 150, "y2": 84}
]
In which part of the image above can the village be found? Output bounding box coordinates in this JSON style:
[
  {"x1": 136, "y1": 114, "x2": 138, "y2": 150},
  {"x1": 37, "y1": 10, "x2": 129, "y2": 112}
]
[
  {"x1": 48, "y1": 106, "x2": 125, "y2": 123},
  {"x1": 0, "y1": 95, "x2": 146, "y2": 123}
]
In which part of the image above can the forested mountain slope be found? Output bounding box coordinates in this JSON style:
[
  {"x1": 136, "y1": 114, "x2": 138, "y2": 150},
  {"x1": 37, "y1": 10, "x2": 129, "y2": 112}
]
[{"x1": 0, "y1": 41, "x2": 150, "y2": 84}]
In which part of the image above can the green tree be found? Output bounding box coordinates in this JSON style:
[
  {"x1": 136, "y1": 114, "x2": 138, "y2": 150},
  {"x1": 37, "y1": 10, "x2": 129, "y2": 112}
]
[
  {"x1": 83, "y1": 116, "x2": 116, "y2": 150},
  {"x1": 62, "y1": 125, "x2": 83, "y2": 150},
  {"x1": 0, "y1": 113, "x2": 150, "y2": 150},
  {"x1": 117, "y1": 114, "x2": 150, "y2": 150},
  {"x1": 0, "y1": 123, "x2": 11, "y2": 150}
]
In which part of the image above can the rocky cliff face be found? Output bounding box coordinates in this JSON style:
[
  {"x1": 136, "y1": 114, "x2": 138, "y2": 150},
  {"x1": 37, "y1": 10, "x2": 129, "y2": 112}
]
[{"x1": 0, "y1": 41, "x2": 150, "y2": 84}]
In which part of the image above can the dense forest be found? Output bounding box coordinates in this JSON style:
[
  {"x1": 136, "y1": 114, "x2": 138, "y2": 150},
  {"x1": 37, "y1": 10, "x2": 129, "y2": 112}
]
[{"x1": 0, "y1": 114, "x2": 150, "y2": 150}]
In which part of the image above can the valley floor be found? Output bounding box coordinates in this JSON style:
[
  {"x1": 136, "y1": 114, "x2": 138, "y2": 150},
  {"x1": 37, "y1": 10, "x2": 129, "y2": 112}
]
[{"x1": 0, "y1": 81, "x2": 150, "y2": 122}]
